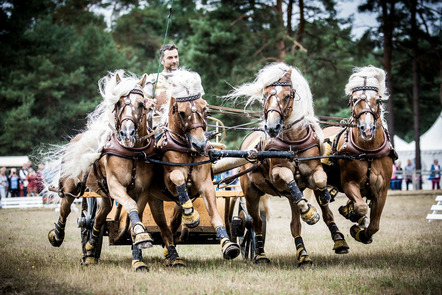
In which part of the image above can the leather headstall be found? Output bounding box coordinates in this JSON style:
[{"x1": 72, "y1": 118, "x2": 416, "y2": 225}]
[
  {"x1": 349, "y1": 77, "x2": 382, "y2": 122},
  {"x1": 171, "y1": 92, "x2": 208, "y2": 133},
  {"x1": 114, "y1": 88, "x2": 148, "y2": 132},
  {"x1": 263, "y1": 81, "x2": 296, "y2": 122}
]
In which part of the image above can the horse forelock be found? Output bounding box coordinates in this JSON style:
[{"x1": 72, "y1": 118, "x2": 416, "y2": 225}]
[{"x1": 167, "y1": 69, "x2": 203, "y2": 99}]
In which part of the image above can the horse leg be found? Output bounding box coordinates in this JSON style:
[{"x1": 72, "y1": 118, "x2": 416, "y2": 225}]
[
  {"x1": 244, "y1": 186, "x2": 270, "y2": 264},
  {"x1": 289, "y1": 201, "x2": 312, "y2": 267},
  {"x1": 339, "y1": 183, "x2": 369, "y2": 224},
  {"x1": 48, "y1": 177, "x2": 80, "y2": 247},
  {"x1": 313, "y1": 190, "x2": 349, "y2": 254},
  {"x1": 83, "y1": 197, "x2": 112, "y2": 265},
  {"x1": 351, "y1": 190, "x2": 387, "y2": 244},
  {"x1": 169, "y1": 170, "x2": 200, "y2": 228},
  {"x1": 148, "y1": 197, "x2": 185, "y2": 267},
  {"x1": 108, "y1": 182, "x2": 153, "y2": 249},
  {"x1": 271, "y1": 166, "x2": 319, "y2": 225},
  {"x1": 310, "y1": 166, "x2": 331, "y2": 206},
  {"x1": 199, "y1": 182, "x2": 240, "y2": 260},
  {"x1": 131, "y1": 244, "x2": 148, "y2": 272}
]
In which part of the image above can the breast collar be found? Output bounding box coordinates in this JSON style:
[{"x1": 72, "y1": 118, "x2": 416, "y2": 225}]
[
  {"x1": 335, "y1": 127, "x2": 397, "y2": 160},
  {"x1": 263, "y1": 125, "x2": 320, "y2": 153},
  {"x1": 102, "y1": 134, "x2": 156, "y2": 159}
]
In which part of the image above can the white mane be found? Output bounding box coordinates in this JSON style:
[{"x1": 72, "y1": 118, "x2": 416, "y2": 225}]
[
  {"x1": 159, "y1": 69, "x2": 204, "y2": 124},
  {"x1": 224, "y1": 62, "x2": 323, "y2": 144},
  {"x1": 44, "y1": 70, "x2": 147, "y2": 188},
  {"x1": 345, "y1": 66, "x2": 388, "y2": 125}
]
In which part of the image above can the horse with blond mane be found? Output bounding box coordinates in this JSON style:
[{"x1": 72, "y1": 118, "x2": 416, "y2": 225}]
[
  {"x1": 146, "y1": 69, "x2": 241, "y2": 260},
  {"x1": 321, "y1": 66, "x2": 396, "y2": 244},
  {"x1": 47, "y1": 70, "x2": 181, "y2": 271},
  {"x1": 225, "y1": 62, "x2": 349, "y2": 266}
]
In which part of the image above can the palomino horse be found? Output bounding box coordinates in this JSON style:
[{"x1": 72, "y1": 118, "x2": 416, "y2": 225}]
[
  {"x1": 226, "y1": 62, "x2": 348, "y2": 266},
  {"x1": 148, "y1": 69, "x2": 240, "y2": 260},
  {"x1": 47, "y1": 71, "x2": 179, "y2": 270},
  {"x1": 321, "y1": 66, "x2": 396, "y2": 244}
]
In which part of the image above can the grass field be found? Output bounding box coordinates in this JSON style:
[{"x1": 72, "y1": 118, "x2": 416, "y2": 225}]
[{"x1": 0, "y1": 193, "x2": 441, "y2": 295}]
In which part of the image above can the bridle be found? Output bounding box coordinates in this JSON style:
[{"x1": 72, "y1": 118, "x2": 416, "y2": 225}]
[
  {"x1": 263, "y1": 81, "x2": 303, "y2": 131},
  {"x1": 113, "y1": 88, "x2": 149, "y2": 138},
  {"x1": 171, "y1": 92, "x2": 208, "y2": 133},
  {"x1": 349, "y1": 77, "x2": 382, "y2": 123}
]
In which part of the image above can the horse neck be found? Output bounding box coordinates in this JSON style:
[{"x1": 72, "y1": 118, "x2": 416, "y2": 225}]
[{"x1": 351, "y1": 120, "x2": 385, "y2": 150}]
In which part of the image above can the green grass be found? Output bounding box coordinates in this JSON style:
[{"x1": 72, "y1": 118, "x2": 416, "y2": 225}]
[{"x1": 0, "y1": 195, "x2": 441, "y2": 294}]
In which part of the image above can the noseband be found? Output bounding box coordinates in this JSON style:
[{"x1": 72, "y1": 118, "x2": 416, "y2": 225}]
[
  {"x1": 114, "y1": 88, "x2": 148, "y2": 132},
  {"x1": 172, "y1": 93, "x2": 207, "y2": 133},
  {"x1": 263, "y1": 81, "x2": 297, "y2": 121}
]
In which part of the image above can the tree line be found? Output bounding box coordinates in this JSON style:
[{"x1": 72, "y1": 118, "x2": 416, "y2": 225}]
[{"x1": 0, "y1": 0, "x2": 440, "y2": 169}]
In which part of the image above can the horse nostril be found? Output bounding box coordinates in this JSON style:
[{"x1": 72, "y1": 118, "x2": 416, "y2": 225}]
[
  {"x1": 119, "y1": 131, "x2": 125, "y2": 138},
  {"x1": 275, "y1": 124, "x2": 281, "y2": 131},
  {"x1": 130, "y1": 129, "x2": 135, "y2": 136}
]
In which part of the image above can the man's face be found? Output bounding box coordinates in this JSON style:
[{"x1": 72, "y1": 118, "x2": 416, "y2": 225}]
[{"x1": 161, "y1": 49, "x2": 179, "y2": 73}]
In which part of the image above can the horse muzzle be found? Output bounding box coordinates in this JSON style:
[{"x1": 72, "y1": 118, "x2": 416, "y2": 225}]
[
  {"x1": 119, "y1": 120, "x2": 136, "y2": 147},
  {"x1": 357, "y1": 122, "x2": 376, "y2": 140},
  {"x1": 187, "y1": 134, "x2": 208, "y2": 155},
  {"x1": 265, "y1": 115, "x2": 283, "y2": 138}
]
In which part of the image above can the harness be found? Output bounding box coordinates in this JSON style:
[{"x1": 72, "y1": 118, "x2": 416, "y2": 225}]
[{"x1": 327, "y1": 81, "x2": 398, "y2": 199}]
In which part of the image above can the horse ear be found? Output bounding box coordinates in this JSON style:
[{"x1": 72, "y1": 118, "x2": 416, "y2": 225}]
[
  {"x1": 139, "y1": 74, "x2": 148, "y2": 87},
  {"x1": 116, "y1": 74, "x2": 121, "y2": 85}
]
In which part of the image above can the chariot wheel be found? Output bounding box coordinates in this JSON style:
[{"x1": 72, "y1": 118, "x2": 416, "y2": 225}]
[
  {"x1": 77, "y1": 197, "x2": 104, "y2": 260},
  {"x1": 231, "y1": 197, "x2": 267, "y2": 260}
]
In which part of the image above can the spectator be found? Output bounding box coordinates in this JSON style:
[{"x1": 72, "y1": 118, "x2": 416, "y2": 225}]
[
  {"x1": 27, "y1": 167, "x2": 38, "y2": 196},
  {"x1": 430, "y1": 159, "x2": 440, "y2": 190},
  {"x1": 390, "y1": 162, "x2": 397, "y2": 190},
  {"x1": 0, "y1": 167, "x2": 8, "y2": 207},
  {"x1": 8, "y1": 168, "x2": 20, "y2": 197},
  {"x1": 19, "y1": 162, "x2": 31, "y2": 197},
  {"x1": 395, "y1": 161, "x2": 403, "y2": 190},
  {"x1": 404, "y1": 159, "x2": 415, "y2": 190}
]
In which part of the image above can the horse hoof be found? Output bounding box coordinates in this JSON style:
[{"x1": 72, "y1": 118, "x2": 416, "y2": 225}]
[
  {"x1": 253, "y1": 254, "x2": 271, "y2": 264},
  {"x1": 132, "y1": 260, "x2": 149, "y2": 272},
  {"x1": 297, "y1": 255, "x2": 313, "y2": 268},
  {"x1": 222, "y1": 241, "x2": 240, "y2": 260},
  {"x1": 350, "y1": 225, "x2": 373, "y2": 244},
  {"x1": 48, "y1": 229, "x2": 63, "y2": 247},
  {"x1": 82, "y1": 256, "x2": 98, "y2": 266},
  {"x1": 332, "y1": 232, "x2": 349, "y2": 254},
  {"x1": 165, "y1": 257, "x2": 186, "y2": 268},
  {"x1": 134, "y1": 232, "x2": 154, "y2": 249},
  {"x1": 333, "y1": 239, "x2": 350, "y2": 254},
  {"x1": 182, "y1": 210, "x2": 200, "y2": 228},
  {"x1": 301, "y1": 204, "x2": 320, "y2": 225}
]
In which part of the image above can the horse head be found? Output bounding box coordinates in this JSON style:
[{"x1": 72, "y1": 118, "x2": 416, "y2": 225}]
[
  {"x1": 263, "y1": 68, "x2": 296, "y2": 137},
  {"x1": 346, "y1": 66, "x2": 387, "y2": 141},
  {"x1": 167, "y1": 70, "x2": 208, "y2": 155},
  {"x1": 349, "y1": 86, "x2": 382, "y2": 140},
  {"x1": 114, "y1": 74, "x2": 150, "y2": 147}
]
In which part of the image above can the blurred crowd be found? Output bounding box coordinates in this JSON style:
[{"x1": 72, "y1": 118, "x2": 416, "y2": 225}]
[{"x1": 0, "y1": 161, "x2": 55, "y2": 203}]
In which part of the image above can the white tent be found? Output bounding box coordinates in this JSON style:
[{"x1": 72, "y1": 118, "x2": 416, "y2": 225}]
[
  {"x1": 0, "y1": 156, "x2": 30, "y2": 168},
  {"x1": 394, "y1": 111, "x2": 442, "y2": 188}
]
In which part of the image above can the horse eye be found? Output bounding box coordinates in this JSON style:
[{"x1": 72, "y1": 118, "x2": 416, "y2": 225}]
[
  {"x1": 283, "y1": 94, "x2": 290, "y2": 101},
  {"x1": 116, "y1": 101, "x2": 122, "y2": 109},
  {"x1": 179, "y1": 111, "x2": 186, "y2": 118},
  {"x1": 137, "y1": 102, "x2": 144, "y2": 109}
]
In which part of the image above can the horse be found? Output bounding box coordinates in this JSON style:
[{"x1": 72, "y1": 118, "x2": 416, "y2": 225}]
[
  {"x1": 225, "y1": 62, "x2": 349, "y2": 266},
  {"x1": 320, "y1": 66, "x2": 396, "y2": 244},
  {"x1": 148, "y1": 69, "x2": 241, "y2": 260},
  {"x1": 47, "y1": 71, "x2": 181, "y2": 271}
]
